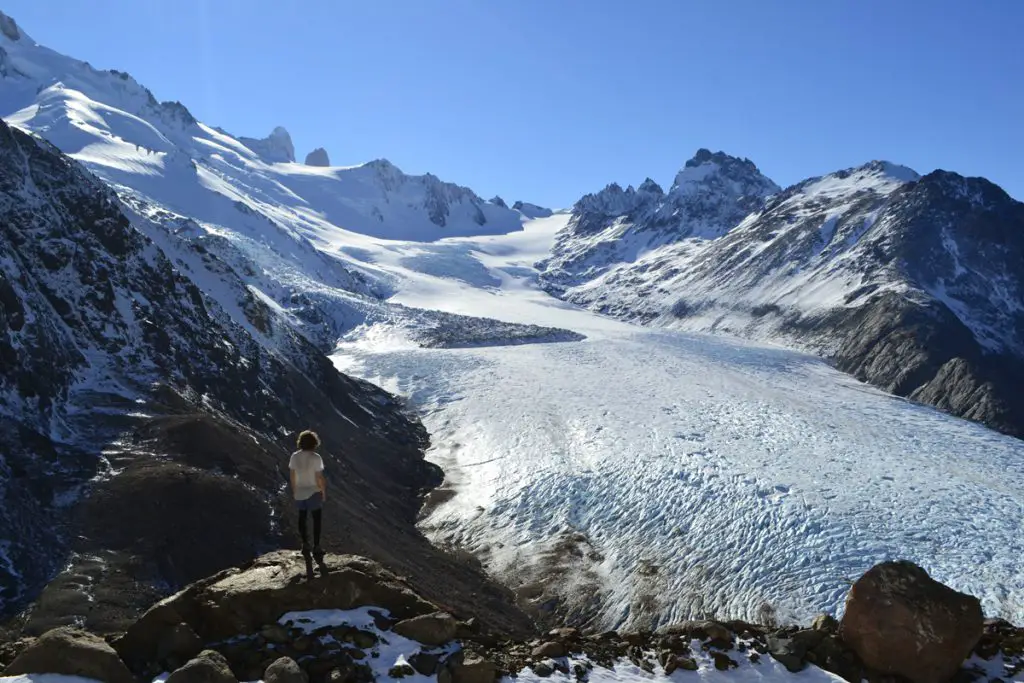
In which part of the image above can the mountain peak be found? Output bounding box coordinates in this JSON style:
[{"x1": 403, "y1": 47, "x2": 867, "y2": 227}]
[
  {"x1": 239, "y1": 126, "x2": 295, "y2": 163},
  {"x1": 305, "y1": 147, "x2": 330, "y2": 167},
  {"x1": 684, "y1": 148, "x2": 717, "y2": 168},
  {"x1": 638, "y1": 177, "x2": 665, "y2": 195},
  {"x1": 513, "y1": 201, "x2": 553, "y2": 219},
  {"x1": 672, "y1": 149, "x2": 778, "y2": 198},
  {"x1": 863, "y1": 160, "x2": 920, "y2": 183},
  {"x1": 0, "y1": 11, "x2": 24, "y2": 42}
]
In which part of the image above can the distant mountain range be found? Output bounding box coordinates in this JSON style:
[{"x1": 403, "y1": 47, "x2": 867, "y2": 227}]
[{"x1": 539, "y1": 150, "x2": 1024, "y2": 437}]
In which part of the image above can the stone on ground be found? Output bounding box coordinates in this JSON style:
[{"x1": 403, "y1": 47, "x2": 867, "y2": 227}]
[
  {"x1": 2, "y1": 627, "x2": 136, "y2": 683},
  {"x1": 165, "y1": 649, "x2": 237, "y2": 683},
  {"x1": 392, "y1": 611, "x2": 459, "y2": 646},
  {"x1": 265, "y1": 656, "x2": 309, "y2": 683},
  {"x1": 839, "y1": 560, "x2": 983, "y2": 683}
]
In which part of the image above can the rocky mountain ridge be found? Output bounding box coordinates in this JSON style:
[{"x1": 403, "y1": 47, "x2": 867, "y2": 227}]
[
  {"x1": 0, "y1": 115, "x2": 533, "y2": 641},
  {"x1": 540, "y1": 151, "x2": 1024, "y2": 438}
]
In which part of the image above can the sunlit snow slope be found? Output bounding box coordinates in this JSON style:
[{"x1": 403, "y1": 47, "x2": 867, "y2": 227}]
[{"x1": 335, "y1": 215, "x2": 1024, "y2": 631}]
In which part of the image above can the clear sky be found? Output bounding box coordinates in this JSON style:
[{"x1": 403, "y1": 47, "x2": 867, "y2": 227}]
[{"x1": 4, "y1": 0, "x2": 1022, "y2": 207}]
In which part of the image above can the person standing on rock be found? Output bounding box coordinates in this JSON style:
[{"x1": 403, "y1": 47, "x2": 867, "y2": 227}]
[{"x1": 290, "y1": 430, "x2": 327, "y2": 560}]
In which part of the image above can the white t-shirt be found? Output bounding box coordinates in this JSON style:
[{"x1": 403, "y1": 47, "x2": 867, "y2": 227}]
[{"x1": 289, "y1": 449, "x2": 324, "y2": 500}]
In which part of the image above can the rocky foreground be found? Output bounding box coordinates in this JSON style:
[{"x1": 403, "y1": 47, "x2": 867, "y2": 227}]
[{"x1": 0, "y1": 552, "x2": 1021, "y2": 683}]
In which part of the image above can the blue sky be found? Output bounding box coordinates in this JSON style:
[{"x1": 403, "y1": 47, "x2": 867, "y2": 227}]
[{"x1": 4, "y1": 0, "x2": 1022, "y2": 206}]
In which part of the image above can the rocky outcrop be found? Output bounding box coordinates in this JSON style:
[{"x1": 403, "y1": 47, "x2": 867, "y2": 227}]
[
  {"x1": 0, "y1": 10, "x2": 21, "y2": 41},
  {"x1": 305, "y1": 147, "x2": 331, "y2": 167},
  {"x1": 114, "y1": 552, "x2": 438, "y2": 671},
  {"x1": 512, "y1": 201, "x2": 553, "y2": 219},
  {"x1": 240, "y1": 126, "x2": 295, "y2": 163},
  {"x1": 840, "y1": 560, "x2": 984, "y2": 683},
  {"x1": 2, "y1": 626, "x2": 136, "y2": 683}
]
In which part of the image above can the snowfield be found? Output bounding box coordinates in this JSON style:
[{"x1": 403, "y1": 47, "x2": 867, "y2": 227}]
[{"x1": 335, "y1": 216, "x2": 1024, "y2": 630}]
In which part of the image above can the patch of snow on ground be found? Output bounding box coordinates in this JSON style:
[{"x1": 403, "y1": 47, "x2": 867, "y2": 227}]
[
  {"x1": 0, "y1": 677, "x2": 104, "y2": 683},
  {"x1": 512, "y1": 648, "x2": 847, "y2": 683},
  {"x1": 280, "y1": 607, "x2": 460, "y2": 683}
]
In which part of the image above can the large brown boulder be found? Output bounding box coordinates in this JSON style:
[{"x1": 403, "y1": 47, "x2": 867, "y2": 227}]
[
  {"x1": 393, "y1": 611, "x2": 459, "y2": 645},
  {"x1": 264, "y1": 656, "x2": 308, "y2": 683},
  {"x1": 165, "y1": 649, "x2": 237, "y2": 683},
  {"x1": 451, "y1": 655, "x2": 497, "y2": 683},
  {"x1": 2, "y1": 627, "x2": 136, "y2": 683},
  {"x1": 114, "y1": 551, "x2": 439, "y2": 672},
  {"x1": 839, "y1": 560, "x2": 983, "y2": 683}
]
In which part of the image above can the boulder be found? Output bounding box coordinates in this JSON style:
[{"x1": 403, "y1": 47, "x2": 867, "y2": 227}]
[
  {"x1": 811, "y1": 614, "x2": 839, "y2": 633},
  {"x1": 165, "y1": 649, "x2": 237, "y2": 683},
  {"x1": 839, "y1": 560, "x2": 983, "y2": 683},
  {"x1": 389, "y1": 663, "x2": 416, "y2": 678},
  {"x1": 658, "y1": 620, "x2": 731, "y2": 643},
  {"x1": 2, "y1": 627, "x2": 136, "y2": 683},
  {"x1": 156, "y1": 622, "x2": 204, "y2": 669},
  {"x1": 393, "y1": 612, "x2": 459, "y2": 646},
  {"x1": 547, "y1": 627, "x2": 580, "y2": 640},
  {"x1": 409, "y1": 652, "x2": 440, "y2": 675},
  {"x1": 115, "y1": 552, "x2": 438, "y2": 668},
  {"x1": 530, "y1": 661, "x2": 554, "y2": 677},
  {"x1": 766, "y1": 632, "x2": 810, "y2": 673},
  {"x1": 265, "y1": 656, "x2": 308, "y2": 683},
  {"x1": 531, "y1": 641, "x2": 566, "y2": 658},
  {"x1": 711, "y1": 651, "x2": 738, "y2": 670},
  {"x1": 451, "y1": 655, "x2": 497, "y2": 683}
]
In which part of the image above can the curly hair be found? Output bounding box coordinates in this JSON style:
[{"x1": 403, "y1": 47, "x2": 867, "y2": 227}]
[{"x1": 297, "y1": 430, "x2": 321, "y2": 451}]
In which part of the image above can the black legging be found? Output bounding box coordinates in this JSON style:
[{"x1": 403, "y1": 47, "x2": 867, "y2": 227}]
[{"x1": 298, "y1": 509, "x2": 322, "y2": 549}]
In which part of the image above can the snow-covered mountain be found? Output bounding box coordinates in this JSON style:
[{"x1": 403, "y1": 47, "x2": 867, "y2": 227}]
[
  {"x1": 540, "y1": 152, "x2": 1024, "y2": 438},
  {"x1": 513, "y1": 201, "x2": 555, "y2": 219},
  {"x1": 540, "y1": 149, "x2": 780, "y2": 291},
  {"x1": 0, "y1": 9, "x2": 543, "y2": 632},
  {"x1": 0, "y1": 114, "x2": 454, "y2": 622}
]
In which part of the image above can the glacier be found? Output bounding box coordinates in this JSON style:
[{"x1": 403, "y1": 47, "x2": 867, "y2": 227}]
[{"x1": 334, "y1": 215, "x2": 1024, "y2": 630}]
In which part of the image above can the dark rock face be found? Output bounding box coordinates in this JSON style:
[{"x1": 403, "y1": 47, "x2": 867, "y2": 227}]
[
  {"x1": 512, "y1": 201, "x2": 554, "y2": 219},
  {"x1": 840, "y1": 561, "x2": 983, "y2": 683},
  {"x1": 305, "y1": 147, "x2": 331, "y2": 167},
  {"x1": 0, "y1": 120, "x2": 532, "y2": 642}
]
